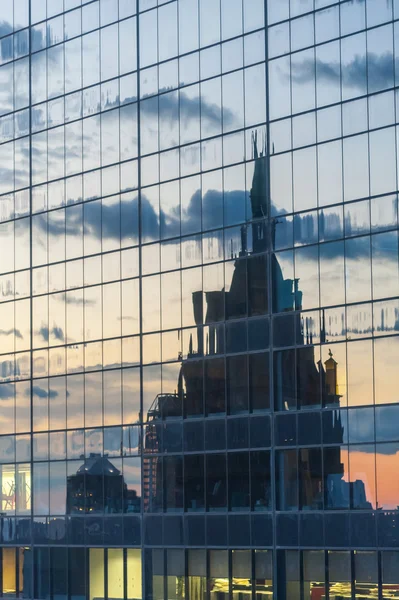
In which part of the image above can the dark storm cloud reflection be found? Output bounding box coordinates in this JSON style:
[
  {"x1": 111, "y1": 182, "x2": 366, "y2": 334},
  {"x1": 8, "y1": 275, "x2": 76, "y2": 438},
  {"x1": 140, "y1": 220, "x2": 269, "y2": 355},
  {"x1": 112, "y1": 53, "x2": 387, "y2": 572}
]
[
  {"x1": 39, "y1": 186, "x2": 399, "y2": 265},
  {"x1": 41, "y1": 188, "x2": 248, "y2": 243}
]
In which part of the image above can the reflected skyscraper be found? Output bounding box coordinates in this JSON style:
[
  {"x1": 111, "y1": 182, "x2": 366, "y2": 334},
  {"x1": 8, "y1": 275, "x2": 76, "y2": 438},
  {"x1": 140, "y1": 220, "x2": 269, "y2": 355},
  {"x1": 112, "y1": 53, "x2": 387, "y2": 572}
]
[{"x1": 66, "y1": 454, "x2": 141, "y2": 514}]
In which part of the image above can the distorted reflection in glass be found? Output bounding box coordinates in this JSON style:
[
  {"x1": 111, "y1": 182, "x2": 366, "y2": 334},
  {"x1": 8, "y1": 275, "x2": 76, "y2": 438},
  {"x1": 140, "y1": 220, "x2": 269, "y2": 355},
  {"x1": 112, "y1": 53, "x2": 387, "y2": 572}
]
[
  {"x1": 188, "y1": 550, "x2": 206, "y2": 600},
  {"x1": 328, "y1": 551, "x2": 352, "y2": 599},
  {"x1": 382, "y1": 551, "x2": 399, "y2": 598},
  {"x1": 374, "y1": 336, "x2": 399, "y2": 405},
  {"x1": 209, "y1": 551, "x2": 229, "y2": 600},
  {"x1": 303, "y1": 551, "x2": 325, "y2": 600},
  {"x1": 277, "y1": 550, "x2": 300, "y2": 600}
]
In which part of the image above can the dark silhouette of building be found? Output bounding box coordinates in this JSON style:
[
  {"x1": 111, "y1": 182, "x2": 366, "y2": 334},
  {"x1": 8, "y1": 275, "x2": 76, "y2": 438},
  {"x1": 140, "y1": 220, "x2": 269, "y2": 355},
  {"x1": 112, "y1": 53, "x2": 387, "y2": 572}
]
[
  {"x1": 142, "y1": 134, "x2": 369, "y2": 516},
  {"x1": 66, "y1": 454, "x2": 140, "y2": 514}
]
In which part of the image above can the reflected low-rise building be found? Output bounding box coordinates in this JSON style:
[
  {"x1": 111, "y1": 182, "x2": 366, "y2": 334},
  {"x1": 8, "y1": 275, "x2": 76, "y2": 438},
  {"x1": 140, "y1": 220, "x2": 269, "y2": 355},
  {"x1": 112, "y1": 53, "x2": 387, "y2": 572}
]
[{"x1": 0, "y1": 0, "x2": 398, "y2": 598}]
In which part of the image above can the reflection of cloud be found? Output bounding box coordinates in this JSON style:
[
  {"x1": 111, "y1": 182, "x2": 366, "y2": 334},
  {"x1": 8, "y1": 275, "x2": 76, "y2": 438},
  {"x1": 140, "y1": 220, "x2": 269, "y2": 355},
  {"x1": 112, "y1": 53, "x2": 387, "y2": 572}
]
[
  {"x1": 52, "y1": 326, "x2": 65, "y2": 342},
  {"x1": 37, "y1": 178, "x2": 397, "y2": 258},
  {"x1": 141, "y1": 196, "x2": 159, "y2": 239},
  {"x1": 376, "y1": 444, "x2": 398, "y2": 456},
  {"x1": 290, "y1": 52, "x2": 394, "y2": 92},
  {"x1": 39, "y1": 326, "x2": 49, "y2": 342},
  {"x1": 31, "y1": 385, "x2": 58, "y2": 399},
  {"x1": 180, "y1": 91, "x2": 233, "y2": 128},
  {"x1": 0, "y1": 383, "x2": 14, "y2": 399},
  {"x1": 294, "y1": 58, "x2": 340, "y2": 85},
  {"x1": 161, "y1": 364, "x2": 181, "y2": 382},
  {"x1": 141, "y1": 88, "x2": 235, "y2": 129},
  {"x1": 37, "y1": 186, "x2": 248, "y2": 244},
  {"x1": 38, "y1": 325, "x2": 65, "y2": 342},
  {"x1": 274, "y1": 212, "x2": 398, "y2": 260},
  {"x1": 118, "y1": 316, "x2": 137, "y2": 321},
  {"x1": 203, "y1": 189, "x2": 246, "y2": 230},
  {"x1": 349, "y1": 410, "x2": 374, "y2": 444},
  {"x1": 0, "y1": 328, "x2": 23, "y2": 339},
  {"x1": 377, "y1": 406, "x2": 399, "y2": 447},
  {"x1": 59, "y1": 293, "x2": 95, "y2": 306},
  {"x1": 161, "y1": 189, "x2": 248, "y2": 239}
]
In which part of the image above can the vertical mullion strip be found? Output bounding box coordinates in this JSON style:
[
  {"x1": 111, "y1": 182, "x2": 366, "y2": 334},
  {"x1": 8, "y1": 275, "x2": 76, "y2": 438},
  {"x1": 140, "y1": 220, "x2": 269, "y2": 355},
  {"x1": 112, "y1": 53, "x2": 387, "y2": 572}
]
[
  {"x1": 263, "y1": 0, "x2": 279, "y2": 598},
  {"x1": 28, "y1": 0, "x2": 34, "y2": 572},
  {"x1": 104, "y1": 548, "x2": 108, "y2": 600},
  {"x1": 0, "y1": 547, "x2": 3, "y2": 597},
  {"x1": 123, "y1": 548, "x2": 128, "y2": 600},
  {"x1": 136, "y1": 6, "x2": 145, "y2": 600},
  {"x1": 377, "y1": 550, "x2": 383, "y2": 600}
]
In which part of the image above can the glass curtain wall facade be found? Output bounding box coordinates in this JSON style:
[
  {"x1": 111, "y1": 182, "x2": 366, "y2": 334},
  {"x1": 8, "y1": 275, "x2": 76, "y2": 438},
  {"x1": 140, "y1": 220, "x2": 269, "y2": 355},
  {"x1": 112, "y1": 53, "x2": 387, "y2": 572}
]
[{"x1": 0, "y1": 0, "x2": 398, "y2": 597}]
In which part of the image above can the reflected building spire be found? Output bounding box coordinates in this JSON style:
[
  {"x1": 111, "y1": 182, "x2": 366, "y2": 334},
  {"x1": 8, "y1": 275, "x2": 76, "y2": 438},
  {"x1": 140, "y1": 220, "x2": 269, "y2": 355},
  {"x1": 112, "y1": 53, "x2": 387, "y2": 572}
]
[{"x1": 250, "y1": 130, "x2": 268, "y2": 255}]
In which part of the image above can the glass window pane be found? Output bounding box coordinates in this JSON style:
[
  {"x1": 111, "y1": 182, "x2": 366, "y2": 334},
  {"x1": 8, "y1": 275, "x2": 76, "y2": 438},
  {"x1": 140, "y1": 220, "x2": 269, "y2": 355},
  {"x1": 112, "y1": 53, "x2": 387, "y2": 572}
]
[
  {"x1": 127, "y1": 550, "x2": 142, "y2": 599},
  {"x1": 303, "y1": 551, "x2": 325, "y2": 600},
  {"x1": 209, "y1": 551, "x2": 229, "y2": 600},
  {"x1": 328, "y1": 552, "x2": 352, "y2": 597},
  {"x1": 374, "y1": 336, "x2": 399, "y2": 405},
  {"x1": 277, "y1": 550, "x2": 300, "y2": 600},
  {"x1": 89, "y1": 549, "x2": 104, "y2": 600}
]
